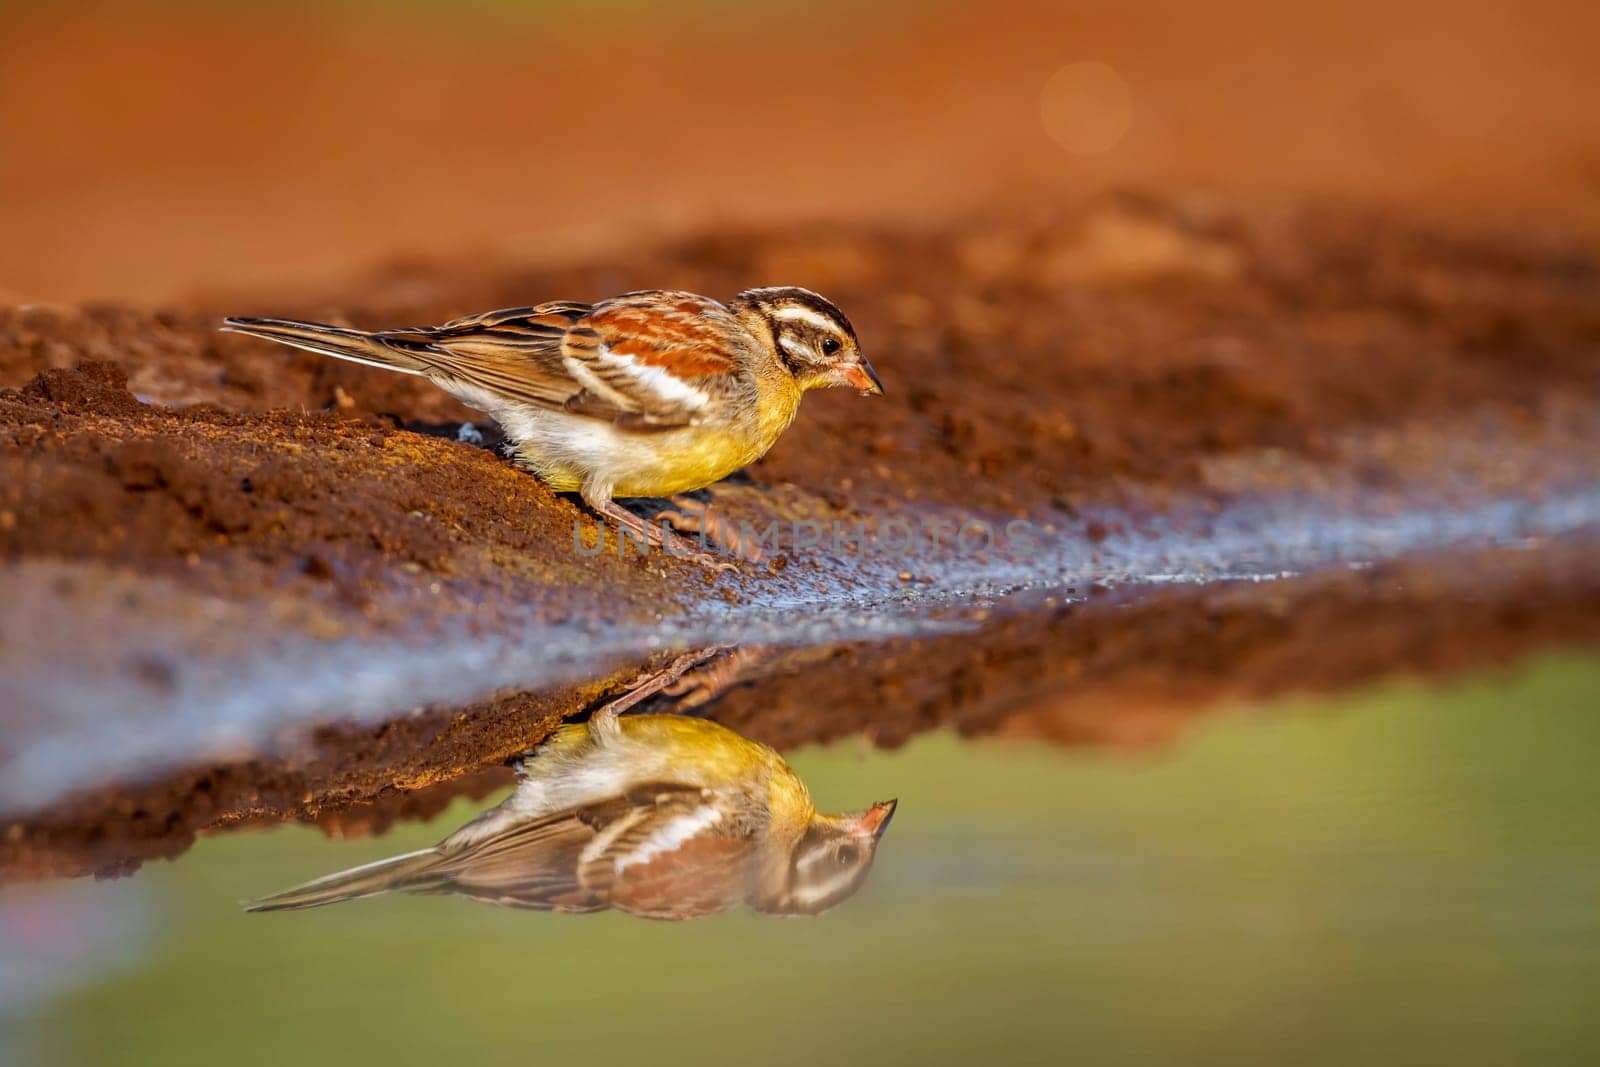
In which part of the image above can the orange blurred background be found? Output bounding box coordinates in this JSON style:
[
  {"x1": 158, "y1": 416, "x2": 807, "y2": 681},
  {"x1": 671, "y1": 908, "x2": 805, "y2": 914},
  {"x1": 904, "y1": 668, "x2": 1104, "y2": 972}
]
[{"x1": 2, "y1": 0, "x2": 1597, "y2": 304}]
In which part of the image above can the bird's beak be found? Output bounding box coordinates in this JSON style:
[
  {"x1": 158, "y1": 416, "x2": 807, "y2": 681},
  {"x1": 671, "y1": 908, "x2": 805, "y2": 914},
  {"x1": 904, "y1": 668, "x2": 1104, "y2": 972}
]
[
  {"x1": 832, "y1": 357, "x2": 884, "y2": 396},
  {"x1": 855, "y1": 799, "x2": 897, "y2": 839}
]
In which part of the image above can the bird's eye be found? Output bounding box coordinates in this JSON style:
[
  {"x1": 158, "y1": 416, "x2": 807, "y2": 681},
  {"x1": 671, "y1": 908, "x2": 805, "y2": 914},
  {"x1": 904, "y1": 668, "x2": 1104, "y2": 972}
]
[
  {"x1": 837, "y1": 845, "x2": 858, "y2": 865},
  {"x1": 820, "y1": 337, "x2": 842, "y2": 357}
]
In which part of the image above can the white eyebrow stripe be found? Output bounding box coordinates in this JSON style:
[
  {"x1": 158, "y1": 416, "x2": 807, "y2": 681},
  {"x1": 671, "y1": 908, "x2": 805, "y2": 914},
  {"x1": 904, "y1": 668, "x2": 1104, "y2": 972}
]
[
  {"x1": 770, "y1": 306, "x2": 841, "y2": 332},
  {"x1": 778, "y1": 335, "x2": 812, "y2": 360},
  {"x1": 796, "y1": 867, "x2": 860, "y2": 905}
]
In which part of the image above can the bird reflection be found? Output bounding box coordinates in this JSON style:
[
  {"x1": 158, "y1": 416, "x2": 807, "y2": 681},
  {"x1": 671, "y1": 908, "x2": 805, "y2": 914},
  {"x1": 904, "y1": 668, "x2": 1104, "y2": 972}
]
[{"x1": 247, "y1": 657, "x2": 895, "y2": 919}]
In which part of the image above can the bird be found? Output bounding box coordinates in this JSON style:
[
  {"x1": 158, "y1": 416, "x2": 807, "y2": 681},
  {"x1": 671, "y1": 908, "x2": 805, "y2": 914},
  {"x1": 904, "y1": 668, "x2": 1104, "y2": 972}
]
[
  {"x1": 221, "y1": 287, "x2": 882, "y2": 561},
  {"x1": 244, "y1": 650, "x2": 897, "y2": 918}
]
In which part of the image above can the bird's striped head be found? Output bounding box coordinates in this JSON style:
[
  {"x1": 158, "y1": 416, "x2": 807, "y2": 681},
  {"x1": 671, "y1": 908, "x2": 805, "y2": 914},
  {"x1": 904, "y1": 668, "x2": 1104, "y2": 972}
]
[
  {"x1": 733, "y1": 287, "x2": 883, "y2": 396},
  {"x1": 766, "y1": 799, "x2": 896, "y2": 916}
]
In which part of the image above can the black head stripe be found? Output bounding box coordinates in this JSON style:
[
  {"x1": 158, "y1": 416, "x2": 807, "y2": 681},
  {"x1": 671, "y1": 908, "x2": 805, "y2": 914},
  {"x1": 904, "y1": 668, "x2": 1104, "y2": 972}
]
[
  {"x1": 783, "y1": 289, "x2": 858, "y2": 344},
  {"x1": 739, "y1": 286, "x2": 859, "y2": 346}
]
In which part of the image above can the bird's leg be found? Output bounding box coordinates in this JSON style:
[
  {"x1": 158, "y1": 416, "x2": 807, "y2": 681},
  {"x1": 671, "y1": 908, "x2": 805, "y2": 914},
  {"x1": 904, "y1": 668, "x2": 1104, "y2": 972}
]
[
  {"x1": 654, "y1": 495, "x2": 764, "y2": 562},
  {"x1": 661, "y1": 644, "x2": 769, "y2": 709},
  {"x1": 590, "y1": 499, "x2": 737, "y2": 571},
  {"x1": 590, "y1": 498, "x2": 659, "y2": 549},
  {"x1": 588, "y1": 645, "x2": 732, "y2": 741}
]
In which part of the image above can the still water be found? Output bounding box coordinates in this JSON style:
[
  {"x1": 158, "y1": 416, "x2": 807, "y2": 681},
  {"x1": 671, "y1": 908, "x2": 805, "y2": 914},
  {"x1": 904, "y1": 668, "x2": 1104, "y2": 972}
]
[{"x1": 6, "y1": 658, "x2": 1598, "y2": 1066}]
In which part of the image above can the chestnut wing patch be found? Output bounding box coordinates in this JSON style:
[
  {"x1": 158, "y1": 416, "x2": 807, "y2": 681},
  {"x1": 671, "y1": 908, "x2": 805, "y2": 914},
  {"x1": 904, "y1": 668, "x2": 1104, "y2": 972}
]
[
  {"x1": 560, "y1": 292, "x2": 744, "y2": 429},
  {"x1": 575, "y1": 786, "x2": 756, "y2": 919},
  {"x1": 606, "y1": 831, "x2": 755, "y2": 919}
]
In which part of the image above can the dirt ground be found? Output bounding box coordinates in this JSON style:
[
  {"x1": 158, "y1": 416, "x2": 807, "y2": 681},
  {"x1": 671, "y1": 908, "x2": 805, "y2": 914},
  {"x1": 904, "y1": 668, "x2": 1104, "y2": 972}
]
[
  {"x1": 1, "y1": 2, "x2": 1598, "y2": 880},
  {"x1": 3, "y1": 195, "x2": 1597, "y2": 879}
]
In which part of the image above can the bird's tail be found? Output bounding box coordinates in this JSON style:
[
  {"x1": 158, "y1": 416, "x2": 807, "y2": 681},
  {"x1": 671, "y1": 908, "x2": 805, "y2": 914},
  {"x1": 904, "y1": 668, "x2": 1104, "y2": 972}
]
[
  {"x1": 243, "y1": 848, "x2": 445, "y2": 912},
  {"x1": 221, "y1": 316, "x2": 429, "y2": 376}
]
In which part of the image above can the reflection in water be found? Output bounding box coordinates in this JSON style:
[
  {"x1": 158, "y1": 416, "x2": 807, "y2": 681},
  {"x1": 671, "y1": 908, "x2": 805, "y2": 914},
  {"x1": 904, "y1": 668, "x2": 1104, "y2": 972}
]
[
  {"x1": 248, "y1": 706, "x2": 894, "y2": 919},
  {"x1": 13, "y1": 657, "x2": 1600, "y2": 1067}
]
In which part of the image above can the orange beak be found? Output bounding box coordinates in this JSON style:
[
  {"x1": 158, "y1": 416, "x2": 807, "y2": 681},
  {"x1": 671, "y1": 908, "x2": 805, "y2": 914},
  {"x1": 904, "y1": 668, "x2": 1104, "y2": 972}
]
[
  {"x1": 854, "y1": 799, "x2": 898, "y2": 838},
  {"x1": 833, "y1": 358, "x2": 884, "y2": 396}
]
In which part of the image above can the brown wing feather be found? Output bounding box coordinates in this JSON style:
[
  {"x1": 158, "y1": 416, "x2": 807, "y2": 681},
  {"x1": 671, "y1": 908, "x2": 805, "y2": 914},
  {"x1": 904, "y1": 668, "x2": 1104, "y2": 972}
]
[
  {"x1": 607, "y1": 833, "x2": 755, "y2": 919},
  {"x1": 421, "y1": 784, "x2": 757, "y2": 917},
  {"x1": 436, "y1": 302, "x2": 592, "y2": 331},
  {"x1": 423, "y1": 808, "x2": 606, "y2": 912},
  {"x1": 576, "y1": 293, "x2": 741, "y2": 378},
  {"x1": 369, "y1": 294, "x2": 746, "y2": 430},
  {"x1": 366, "y1": 302, "x2": 592, "y2": 411},
  {"x1": 556, "y1": 291, "x2": 749, "y2": 429}
]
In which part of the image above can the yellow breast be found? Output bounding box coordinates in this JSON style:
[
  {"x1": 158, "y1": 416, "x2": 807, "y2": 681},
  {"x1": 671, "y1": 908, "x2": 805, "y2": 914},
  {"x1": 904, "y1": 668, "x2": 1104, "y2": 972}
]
[{"x1": 506, "y1": 372, "x2": 803, "y2": 499}]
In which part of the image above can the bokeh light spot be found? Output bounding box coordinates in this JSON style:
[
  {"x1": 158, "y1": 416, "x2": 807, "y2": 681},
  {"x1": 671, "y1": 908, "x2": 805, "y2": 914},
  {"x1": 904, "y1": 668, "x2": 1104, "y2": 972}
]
[{"x1": 1040, "y1": 61, "x2": 1133, "y2": 156}]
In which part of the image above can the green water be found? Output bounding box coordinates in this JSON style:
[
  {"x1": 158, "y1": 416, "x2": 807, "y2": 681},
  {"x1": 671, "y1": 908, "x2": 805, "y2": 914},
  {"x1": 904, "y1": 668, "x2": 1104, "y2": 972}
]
[{"x1": 9, "y1": 658, "x2": 1600, "y2": 1066}]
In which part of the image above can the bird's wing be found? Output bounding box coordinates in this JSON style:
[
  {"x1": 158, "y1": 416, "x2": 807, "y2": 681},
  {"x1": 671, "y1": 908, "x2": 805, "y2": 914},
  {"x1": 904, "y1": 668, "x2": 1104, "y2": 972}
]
[
  {"x1": 373, "y1": 293, "x2": 746, "y2": 431},
  {"x1": 421, "y1": 803, "x2": 607, "y2": 913},
  {"x1": 557, "y1": 291, "x2": 747, "y2": 430},
  {"x1": 577, "y1": 784, "x2": 760, "y2": 919},
  {"x1": 369, "y1": 301, "x2": 592, "y2": 411},
  {"x1": 425, "y1": 783, "x2": 759, "y2": 917}
]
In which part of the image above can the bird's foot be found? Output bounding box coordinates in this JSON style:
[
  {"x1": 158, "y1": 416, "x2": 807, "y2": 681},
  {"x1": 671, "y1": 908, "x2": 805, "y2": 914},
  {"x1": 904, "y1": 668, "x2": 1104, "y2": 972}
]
[
  {"x1": 592, "y1": 499, "x2": 738, "y2": 571},
  {"x1": 658, "y1": 527, "x2": 740, "y2": 571},
  {"x1": 661, "y1": 645, "x2": 768, "y2": 710},
  {"x1": 588, "y1": 645, "x2": 733, "y2": 740},
  {"x1": 654, "y1": 494, "x2": 764, "y2": 563}
]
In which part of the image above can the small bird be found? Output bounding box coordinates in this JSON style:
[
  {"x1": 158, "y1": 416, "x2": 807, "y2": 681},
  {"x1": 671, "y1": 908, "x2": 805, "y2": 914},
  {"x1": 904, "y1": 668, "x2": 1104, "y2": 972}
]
[
  {"x1": 245, "y1": 656, "x2": 896, "y2": 918},
  {"x1": 222, "y1": 288, "x2": 881, "y2": 558}
]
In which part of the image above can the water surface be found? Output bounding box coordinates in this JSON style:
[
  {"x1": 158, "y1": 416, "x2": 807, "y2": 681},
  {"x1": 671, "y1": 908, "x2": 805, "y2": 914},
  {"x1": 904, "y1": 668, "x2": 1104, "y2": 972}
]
[{"x1": 7, "y1": 658, "x2": 1598, "y2": 1066}]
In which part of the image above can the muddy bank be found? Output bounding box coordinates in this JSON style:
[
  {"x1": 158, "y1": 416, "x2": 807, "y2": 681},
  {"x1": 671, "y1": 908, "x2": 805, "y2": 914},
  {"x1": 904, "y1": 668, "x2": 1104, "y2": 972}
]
[{"x1": 2, "y1": 196, "x2": 1598, "y2": 879}]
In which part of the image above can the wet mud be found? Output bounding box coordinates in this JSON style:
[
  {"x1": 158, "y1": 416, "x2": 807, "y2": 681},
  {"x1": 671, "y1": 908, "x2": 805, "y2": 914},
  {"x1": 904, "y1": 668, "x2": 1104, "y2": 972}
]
[{"x1": 2, "y1": 197, "x2": 1597, "y2": 880}]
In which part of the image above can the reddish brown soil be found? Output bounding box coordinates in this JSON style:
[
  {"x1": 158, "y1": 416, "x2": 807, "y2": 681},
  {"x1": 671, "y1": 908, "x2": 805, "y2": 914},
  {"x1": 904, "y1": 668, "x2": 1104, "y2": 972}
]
[{"x1": 2, "y1": 197, "x2": 1597, "y2": 880}]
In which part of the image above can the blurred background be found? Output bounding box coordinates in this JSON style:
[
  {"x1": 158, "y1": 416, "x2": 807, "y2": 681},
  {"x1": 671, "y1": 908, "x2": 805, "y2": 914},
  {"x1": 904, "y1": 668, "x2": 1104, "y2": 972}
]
[{"x1": 2, "y1": 0, "x2": 1598, "y2": 304}]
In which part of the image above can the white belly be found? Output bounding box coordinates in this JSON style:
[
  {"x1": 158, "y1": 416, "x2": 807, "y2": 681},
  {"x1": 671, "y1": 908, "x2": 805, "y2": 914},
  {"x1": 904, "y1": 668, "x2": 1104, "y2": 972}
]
[{"x1": 442, "y1": 381, "x2": 761, "y2": 498}]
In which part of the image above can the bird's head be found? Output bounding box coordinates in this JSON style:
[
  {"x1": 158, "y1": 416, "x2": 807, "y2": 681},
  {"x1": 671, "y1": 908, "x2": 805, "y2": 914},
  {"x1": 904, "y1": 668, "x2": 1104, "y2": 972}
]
[
  {"x1": 765, "y1": 798, "x2": 896, "y2": 916},
  {"x1": 732, "y1": 286, "x2": 883, "y2": 396}
]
